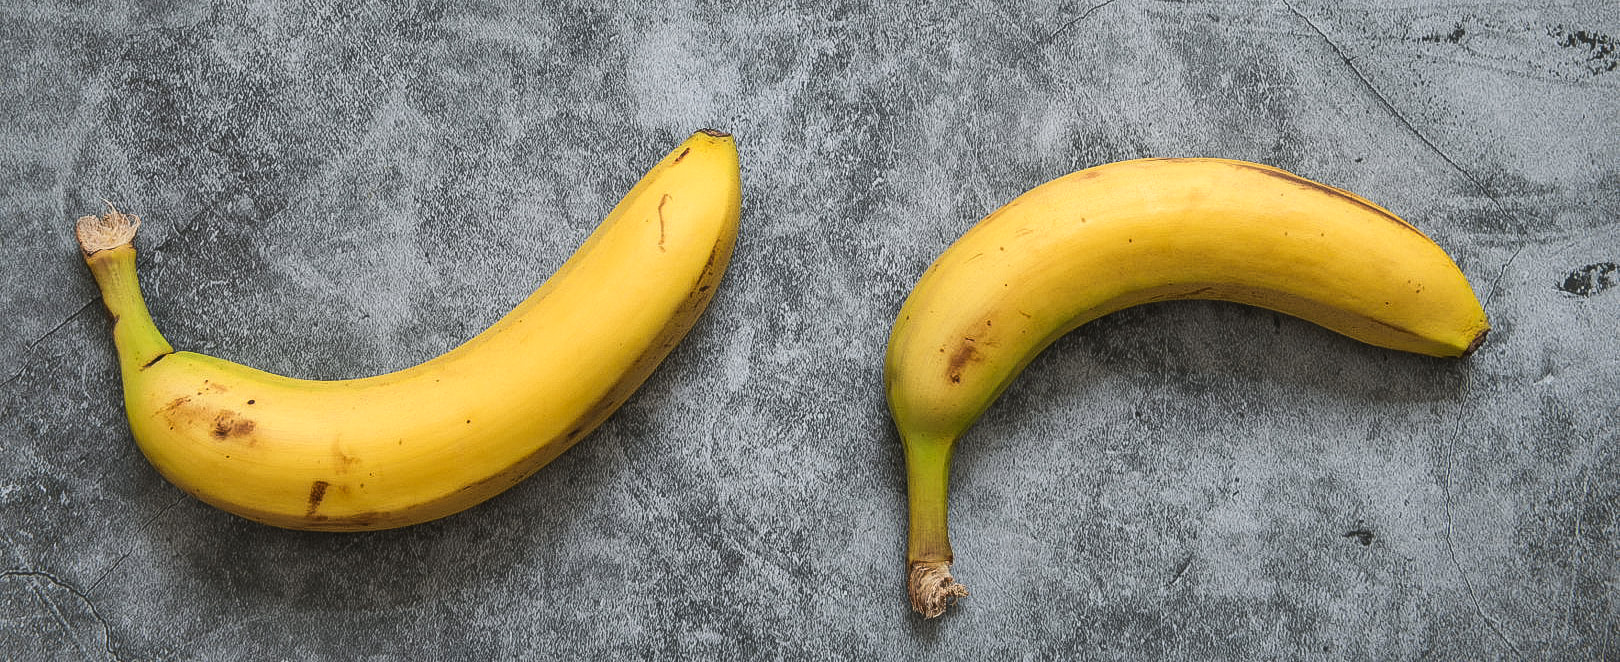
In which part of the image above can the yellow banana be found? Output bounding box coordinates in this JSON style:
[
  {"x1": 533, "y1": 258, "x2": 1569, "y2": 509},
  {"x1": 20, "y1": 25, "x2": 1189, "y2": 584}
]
[
  {"x1": 886, "y1": 158, "x2": 1489, "y2": 617},
  {"x1": 79, "y1": 129, "x2": 740, "y2": 531}
]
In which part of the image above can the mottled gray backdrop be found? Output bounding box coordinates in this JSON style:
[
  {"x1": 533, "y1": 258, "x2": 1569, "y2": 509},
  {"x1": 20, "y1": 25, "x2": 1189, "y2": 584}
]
[{"x1": 2, "y1": 1, "x2": 1617, "y2": 659}]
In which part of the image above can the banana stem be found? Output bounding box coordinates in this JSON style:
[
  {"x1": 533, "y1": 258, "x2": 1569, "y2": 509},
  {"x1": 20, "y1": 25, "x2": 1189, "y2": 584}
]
[
  {"x1": 78, "y1": 210, "x2": 173, "y2": 371},
  {"x1": 904, "y1": 436, "x2": 969, "y2": 617}
]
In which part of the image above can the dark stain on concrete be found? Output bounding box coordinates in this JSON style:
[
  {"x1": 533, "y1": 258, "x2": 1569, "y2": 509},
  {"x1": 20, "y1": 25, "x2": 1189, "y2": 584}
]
[
  {"x1": 1420, "y1": 24, "x2": 1467, "y2": 44},
  {"x1": 1550, "y1": 26, "x2": 1619, "y2": 74},
  {"x1": 1557, "y1": 263, "x2": 1617, "y2": 297}
]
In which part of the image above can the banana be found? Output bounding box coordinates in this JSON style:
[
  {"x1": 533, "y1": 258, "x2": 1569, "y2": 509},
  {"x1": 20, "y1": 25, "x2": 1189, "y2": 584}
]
[
  {"x1": 78, "y1": 129, "x2": 741, "y2": 531},
  {"x1": 887, "y1": 158, "x2": 1489, "y2": 618}
]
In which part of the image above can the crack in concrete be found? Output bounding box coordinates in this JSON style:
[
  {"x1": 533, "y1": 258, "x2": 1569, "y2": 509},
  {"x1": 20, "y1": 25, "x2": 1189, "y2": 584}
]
[
  {"x1": 140, "y1": 205, "x2": 212, "y2": 260},
  {"x1": 2, "y1": 569, "x2": 122, "y2": 661},
  {"x1": 87, "y1": 494, "x2": 185, "y2": 596},
  {"x1": 30, "y1": 582, "x2": 89, "y2": 659},
  {"x1": 1164, "y1": 553, "x2": 1194, "y2": 589},
  {"x1": 1439, "y1": 390, "x2": 1523, "y2": 657},
  {"x1": 1281, "y1": 0, "x2": 1515, "y2": 228},
  {"x1": 1, "y1": 299, "x2": 98, "y2": 393},
  {"x1": 1481, "y1": 242, "x2": 1527, "y2": 310},
  {"x1": 1038, "y1": 0, "x2": 1123, "y2": 46},
  {"x1": 612, "y1": 423, "x2": 853, "y2": 602}
]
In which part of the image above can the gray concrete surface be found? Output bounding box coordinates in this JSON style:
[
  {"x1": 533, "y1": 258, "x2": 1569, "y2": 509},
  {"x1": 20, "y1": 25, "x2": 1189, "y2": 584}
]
[{"x1": 2, "y1": 1, "x2": 1617, "y2": 659}]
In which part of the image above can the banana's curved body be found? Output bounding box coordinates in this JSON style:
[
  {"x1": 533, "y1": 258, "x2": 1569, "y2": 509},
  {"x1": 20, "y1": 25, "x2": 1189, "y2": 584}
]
[
  {"x1": 80, "y1": 130, "x2": 740, "y2": 531},
  {"x1": 887, "y1": 158, "x2": 1488, "y2": 617}
]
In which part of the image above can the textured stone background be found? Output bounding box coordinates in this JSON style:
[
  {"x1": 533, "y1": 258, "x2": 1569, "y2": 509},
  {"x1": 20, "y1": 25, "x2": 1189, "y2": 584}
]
[{"x1": 2, "y1": 0, "x2": 1617, "y2": 659}]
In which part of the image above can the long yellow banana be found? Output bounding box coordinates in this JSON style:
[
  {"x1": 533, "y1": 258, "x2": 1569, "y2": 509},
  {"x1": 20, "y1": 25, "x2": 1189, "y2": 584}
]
[
  {"x1": 887, "y1": 158, "x2": 1489, "y2": 617},
  {"x1": 79, "y1": 129, "x2": 740, "y2": 531}
]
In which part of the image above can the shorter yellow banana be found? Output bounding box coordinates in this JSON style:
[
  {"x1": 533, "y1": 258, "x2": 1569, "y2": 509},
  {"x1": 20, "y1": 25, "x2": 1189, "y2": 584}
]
[{"x1": 886, "y1": 158, "x2": 1489, "y2": 617}]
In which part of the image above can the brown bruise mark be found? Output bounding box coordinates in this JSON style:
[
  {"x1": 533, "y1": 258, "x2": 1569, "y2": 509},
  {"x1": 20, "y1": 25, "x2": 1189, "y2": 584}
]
[
  {"x1": 946, "y1": 341, "x2": 981, "y2": 384},
  {"x1": 307, "y1": 511, "x2": 382, "y2": 528},
  {"x1": 656, "y1": 194, "x2": 672, "y2": 252},
  {"x1": 702, "y1": 237, "x2": 726, "y2": 283},
  {"x1": 673, "y1": 147, "x2": 691, "y2": 163},
  {"x1": 158, "y1": 396, "x2": 192, "y2": 413},
  {"x1": 211, "y1": 414, "x2": 231, "y2": 438},
  {"x1": 332, "y1": 442, "x2": 360, "y2": 473},
  {"x1": 306, "y1": 480, "x2": 329, "y2": 517},
  {"x1": 698, "y1": 128, "x2": 730, "y2": 137},
  {"x1": 210, "y1": 411, "x2": 256, "y2": 441}
]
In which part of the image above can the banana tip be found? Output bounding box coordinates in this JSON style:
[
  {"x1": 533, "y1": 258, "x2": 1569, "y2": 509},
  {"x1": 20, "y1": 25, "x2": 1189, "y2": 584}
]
[
  {"x1": 909, "y1": 560, "x2": 968, "y2": 618},
  {"x1": 697, "y1": 128, "x2": 732, "y2": 138},
  {"x1": 1461, "y1": 327, "x2": 1489, "y2": 357},
  {"x1": 76, "y1": 204, "x2": 141, "y2": 256}
]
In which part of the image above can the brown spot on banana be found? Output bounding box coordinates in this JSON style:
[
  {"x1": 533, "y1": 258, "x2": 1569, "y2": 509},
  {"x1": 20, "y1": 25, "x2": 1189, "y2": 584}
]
[
  {"x1": 297, "y1": 511, "x2": 384, "y2": 530},
  {"x1": 657, "y1": 194, "x2": 671, "y2": 252},
  {"x1": 209, "y1": 412, "x2": 256, "y2": 441},
  {"x1": 306, "y1": 480, "x2": 329, "y2": 516},
  {"x1": 331, "y1": 441, "x2": 360, "y2": 473},
  {"x1": 946, "y1": 341, "x2": 981, "y2": 384}
]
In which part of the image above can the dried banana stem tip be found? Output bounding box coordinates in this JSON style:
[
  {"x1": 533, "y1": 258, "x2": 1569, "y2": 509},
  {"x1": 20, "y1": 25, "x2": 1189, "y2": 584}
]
[
  {"x1": 909, "y1": 560, "x2": 969, "y2": 618},
  {"x1": 76, "y1": 205, "x2": 141, "y2": 256}
]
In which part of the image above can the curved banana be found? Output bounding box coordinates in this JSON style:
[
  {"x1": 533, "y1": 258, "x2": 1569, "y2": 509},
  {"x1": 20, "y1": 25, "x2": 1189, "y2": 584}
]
[
  {"x1": 887, "y1": 158, "x2": 1489, "y2": 617},
  {"x1": 79, "y1": 130, "x2": 741, "y2": 531}
]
